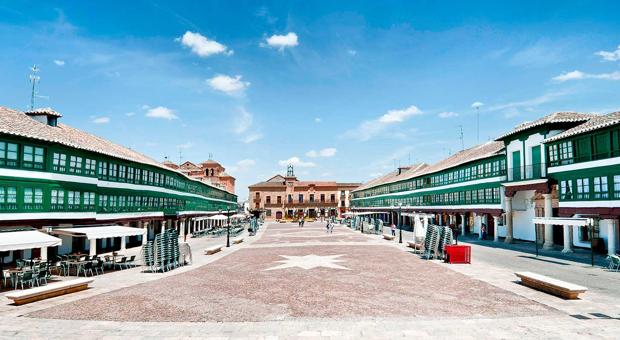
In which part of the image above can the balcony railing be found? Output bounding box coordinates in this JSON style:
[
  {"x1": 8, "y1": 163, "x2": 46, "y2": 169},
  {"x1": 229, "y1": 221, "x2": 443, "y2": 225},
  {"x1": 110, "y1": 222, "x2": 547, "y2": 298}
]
[{"x1": 506, "y1": 163, "x2": 546, "y2": 182}]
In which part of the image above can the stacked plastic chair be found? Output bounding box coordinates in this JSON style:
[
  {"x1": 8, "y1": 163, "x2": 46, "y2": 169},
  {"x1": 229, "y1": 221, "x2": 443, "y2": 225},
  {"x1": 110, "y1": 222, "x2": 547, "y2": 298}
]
[
  {"x1": 141, "y1": 241, "x2": 155, "y2": 272},
  {"x1": 438, "y1": 226, "x2": 454, "y2": 259},
  {"x1": 423, "y1": 225, "x2": 440, "y2": 259}
]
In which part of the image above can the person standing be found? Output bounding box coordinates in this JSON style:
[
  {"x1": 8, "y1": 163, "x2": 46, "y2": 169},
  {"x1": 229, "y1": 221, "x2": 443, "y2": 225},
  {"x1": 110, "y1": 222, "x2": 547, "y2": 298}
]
[
  {"x1": 390, "y1": 222, "x2": 396, "y2": 237},
  {"x1": 481, "y1": 223, "x2": 487, "y2": 240}
]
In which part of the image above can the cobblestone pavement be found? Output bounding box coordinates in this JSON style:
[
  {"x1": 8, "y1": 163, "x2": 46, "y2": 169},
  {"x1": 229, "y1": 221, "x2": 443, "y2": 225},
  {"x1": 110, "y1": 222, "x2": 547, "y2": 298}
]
[{"x1": 1, "y1": 222, "x2": 620, "y2": 339}]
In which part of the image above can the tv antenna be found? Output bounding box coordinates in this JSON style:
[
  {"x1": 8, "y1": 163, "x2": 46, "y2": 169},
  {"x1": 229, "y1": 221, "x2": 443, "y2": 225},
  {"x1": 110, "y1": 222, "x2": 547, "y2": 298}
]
[
  {"x1": 458, "y1": 125, "x2": 464, "y2": 151},
  {"x1": 472, "y1": 102, "x2": 483, "y2": 144},
  {"x1": 29, "y1": 65, "x2": 40, "y2": 110},
  {"x1": 178, "y1": 149, "x2": 183, "y2": 166}
]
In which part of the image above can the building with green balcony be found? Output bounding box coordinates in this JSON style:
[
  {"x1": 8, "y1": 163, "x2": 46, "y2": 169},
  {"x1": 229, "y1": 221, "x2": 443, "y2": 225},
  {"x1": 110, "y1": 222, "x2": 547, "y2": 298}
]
[
  {"x1": 543, "y1": 111, "x2": 620, "y2": 255},
  {"x1": 351, "y1": 141, "x2": 506, "y2": 239},
  {"x1": 0, "y1": 106, "x2": 237, "y2": 262}
]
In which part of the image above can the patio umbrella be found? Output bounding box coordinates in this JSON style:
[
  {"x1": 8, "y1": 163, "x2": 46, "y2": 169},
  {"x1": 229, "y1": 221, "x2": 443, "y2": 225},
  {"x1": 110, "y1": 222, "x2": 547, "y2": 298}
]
[
  {"x1": 230, "y1": 213, "x2": 247, "y2": 219},
  {"x1": 208, "y1": 214, "x2": 228, "y2": 220}
]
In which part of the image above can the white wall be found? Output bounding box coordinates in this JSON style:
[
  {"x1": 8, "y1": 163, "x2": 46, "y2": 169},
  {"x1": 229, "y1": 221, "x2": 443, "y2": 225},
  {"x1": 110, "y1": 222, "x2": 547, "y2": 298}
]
[
  {"x1": 572, "y1": 219, "x2": 618, "y2": 250},
  {"x1": 506, "y1": 132, "x2": 548, "y2": 177},
  {"x1": 512, "y1": 190, "x2": 537, "y2": 241}
]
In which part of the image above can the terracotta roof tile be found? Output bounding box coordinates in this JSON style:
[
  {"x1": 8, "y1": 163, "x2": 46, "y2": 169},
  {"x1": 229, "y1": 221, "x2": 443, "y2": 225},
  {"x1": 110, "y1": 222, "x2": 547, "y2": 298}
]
[
  {"x1": 496, "y1": 112, "x2": 595, "y2": 141},
  {"x1": 352, "y1": 163, "x2": 428, "y2": 192},
  {"x1": 415, "y1": 141, "x2": 505, "y2": 177},
  {"x1": 543, "y1": 112, "x2": 620, "y2": 143}
]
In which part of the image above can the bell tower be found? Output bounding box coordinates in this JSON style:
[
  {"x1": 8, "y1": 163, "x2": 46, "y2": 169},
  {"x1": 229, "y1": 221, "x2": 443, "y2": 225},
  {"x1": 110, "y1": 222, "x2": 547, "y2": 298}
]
[{"x1": 287, "y1": 165, "x2": 295, "y2": 177}]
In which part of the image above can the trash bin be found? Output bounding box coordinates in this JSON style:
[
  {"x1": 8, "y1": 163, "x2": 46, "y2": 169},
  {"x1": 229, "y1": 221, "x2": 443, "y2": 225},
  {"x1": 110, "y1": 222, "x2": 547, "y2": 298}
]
[{"x1": 444, "y1": 245, "x2": 471, "y2": 264}]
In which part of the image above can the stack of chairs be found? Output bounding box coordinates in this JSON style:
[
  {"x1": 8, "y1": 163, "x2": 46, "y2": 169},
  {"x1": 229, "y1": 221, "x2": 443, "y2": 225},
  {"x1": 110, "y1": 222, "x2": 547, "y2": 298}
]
[
  {"x1": 141, "y1": 229, "x2": 181, "y2": 273},
  {"x1": 423, "y1": 225, "x2": 440, "y2": 259},
  {"x1": 438, "y1": 226, "x2": 454, "y2": 260},
  {"x1": 141, "y1": 242, "x2": 154, "y2": 272}
]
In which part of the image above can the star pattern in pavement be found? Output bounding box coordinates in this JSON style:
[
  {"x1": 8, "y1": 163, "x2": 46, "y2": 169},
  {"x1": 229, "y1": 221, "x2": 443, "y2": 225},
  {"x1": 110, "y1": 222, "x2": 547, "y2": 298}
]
[{"x1": 265, "y1": 254, "x2": 350, "y2": 271}]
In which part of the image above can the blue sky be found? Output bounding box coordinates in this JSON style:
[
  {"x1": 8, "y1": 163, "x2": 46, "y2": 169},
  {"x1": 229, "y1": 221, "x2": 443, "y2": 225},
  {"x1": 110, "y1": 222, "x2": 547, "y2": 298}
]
[{"x1": 1, "y1": 1, "x2": 620, "y2": 200}]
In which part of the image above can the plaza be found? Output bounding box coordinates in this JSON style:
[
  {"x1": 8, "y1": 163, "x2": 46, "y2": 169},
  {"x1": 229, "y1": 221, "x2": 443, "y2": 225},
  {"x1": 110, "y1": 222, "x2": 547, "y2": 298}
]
[{"x1": 0, "y1": 221, "x2": 619, "y2": 338}]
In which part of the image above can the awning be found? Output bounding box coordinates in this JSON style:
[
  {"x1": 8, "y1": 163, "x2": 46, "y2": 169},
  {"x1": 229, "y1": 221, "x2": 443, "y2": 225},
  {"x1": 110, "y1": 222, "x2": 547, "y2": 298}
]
[
  {"x1": 0, "y1": 230, "x2": 62, "y2": 252},
  {"x1": 53, "y1": 226, "x2": 146, "y2": 240},
  {"x1": 532, "y1": 217, "x2": 590, "y2": 226},
  {"x1": 208, "y1": 214, "x2": 229, "y2": 220}
]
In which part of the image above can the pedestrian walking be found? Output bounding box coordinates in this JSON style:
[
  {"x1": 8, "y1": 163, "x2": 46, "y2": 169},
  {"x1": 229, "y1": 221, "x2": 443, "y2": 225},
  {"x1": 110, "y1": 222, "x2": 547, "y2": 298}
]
[
  {"x1": 390, "y1": 223, "x2": 396, "y2": 237},
  {"x1": 326, "y1": 221, "x2": 330, "y2": 233},
  {"x1": 481, "y1": 223, "x2": 487, "y2": 240}
]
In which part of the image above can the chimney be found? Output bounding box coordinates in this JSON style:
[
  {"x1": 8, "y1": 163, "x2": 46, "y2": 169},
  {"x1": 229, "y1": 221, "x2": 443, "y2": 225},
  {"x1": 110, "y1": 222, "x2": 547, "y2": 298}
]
[{"x1": 24, "y1": 107, "x2": 62, "y2": 127}]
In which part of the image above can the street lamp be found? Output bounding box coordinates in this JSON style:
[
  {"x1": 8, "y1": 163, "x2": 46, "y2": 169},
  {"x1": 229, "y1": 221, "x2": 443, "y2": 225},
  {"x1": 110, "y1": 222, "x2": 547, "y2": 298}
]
[
  {"x1": 398, "y1": 202, "x2": 403, "y2": 244},
  {"x1": 226, "y1": 207, "x2": 231, "y2": 248}
]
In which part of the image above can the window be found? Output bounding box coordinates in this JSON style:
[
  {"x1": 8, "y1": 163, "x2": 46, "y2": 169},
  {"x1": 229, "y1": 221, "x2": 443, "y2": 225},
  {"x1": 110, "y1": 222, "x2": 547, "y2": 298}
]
[
  {"x1": 6, "y1": 187, "x2": 16, "y2": 204},
  {"x1": 266, "y1": 196, "x2": 271, "y2": 204},
  {"x1": 84, "y1": 192, "x2": 96, "y2": 207},
  {"x1": 148, "y1": 171, "x2": 154, "y2": 184},
  {"x1": 485, "y1": 163, "x2": 491, "y2": 176},
  {"x1": 330, "y1": 194, "x2": 336, "y2": 202},
  {"x1": 614, "y1": 175, "x2": 620, "y2": 198},
  {"x1": 24, "y1": 188, "x2": 43, "y2": 208},
  {"x1": 24, "y1": 188, "x2": 33, "y2": 204},
  {"x1": 309, "y1": 194, "x2": 314, "y2": 202},
  {"x1": 98, "y1": 161, "x2": 108, "y2": 178},
  {"x1": 109, "y1": 163, "x2": 118, "y2": 179},
  {"x1": 51, "y1": 189, "x2": 65, "y2": 209},
  {"x1": 593, "y1": 176, "x2": 609, "y2": 199},
  {"x1": 69, "y1": 156, "x2": 82, "y2": 174},
  {"x1": 548, "y1": 144, "x2": 559, "y2": 164},
  {"x1": 298, "y1": 194, "x2": 304, "y2": 203},
  {"x1": 68, "y1": 191, "x2": 81, "y2": 208},
  {"x1": 560, "y1": 180, "x2": 573, "y2": 200},
  {"x1": 576, "y1": 178, "x2": 590, "y2": 199},
  {"x1": 119, "y1": 165, "x2": 126, "y2": 180},
  {"x1": 154, "y1": 173, "x2": 159, "y2": 185},
  {"x1": 99, "y1": 194, "x2": 108, "y2": 208},
  {"x1": 23, "y1": 146, "x2": 45, "y2": 169},
  {"x1": 53, "y1": 153, "x2": 67, "y2": 172},
  {"x1": 127, "y1": 167, "x2": 135, "y2": 182},
  {"x1": 85, "y1": 159, "x2": 96, "y2": 176},
  {"x1": 0, "y1": 142, "x2": 19, "y2": 167},
  {"x1": 142, "y1": 169, "x2": 148, "y2": 183},
  {"x1": 0, "y1": 187, "x2": 15, "y2": 209},
  {"x1": 559, "y1": 141, "x2": 574, "y2": 164},
  {"x1": 277, "y1": 196, "x2": 282, "y2": 204}
]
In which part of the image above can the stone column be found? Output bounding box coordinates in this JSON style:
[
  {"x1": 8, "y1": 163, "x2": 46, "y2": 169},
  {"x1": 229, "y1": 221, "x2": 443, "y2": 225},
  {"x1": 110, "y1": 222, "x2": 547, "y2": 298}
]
[
  {"x1": 608, "y1": 219, "x2": 617, "y2": 256},
  {"x1": 472, "y1": 212, "x2": 477, "y2": 234},
  {"x1": 438, "y1": 214, "x2": 443, "y2": 226},
  {"x1": 461, "y1": 214, "x2": 466, "y2": 236},
  {"x1": 562, "y1": 225, "x2": 573, "y2": 253},
  {"x1": 89, "y1": 238, "x2": 97, "y2": 256},
  {"x1": 40, "y1": 246, "x2": 48, "y2": 261},
  {"x1": 120, "y1": 236, "x2": 126, "y2": 251},
  {"x1": 161, "y1": 220, "x2": 167, "y2": 235},
  {"x1": 493, "y1": 216, "x2": 500, "y2": 242},
  {"x1": 504, "y1": 196, "x2": 514, "y2": 244},
  {"x1": 543, "y1": 194, "x2": 554, "y2": 250},
  {"x1": 180, "y1": 220, "x2": 185, "y2": 238}
]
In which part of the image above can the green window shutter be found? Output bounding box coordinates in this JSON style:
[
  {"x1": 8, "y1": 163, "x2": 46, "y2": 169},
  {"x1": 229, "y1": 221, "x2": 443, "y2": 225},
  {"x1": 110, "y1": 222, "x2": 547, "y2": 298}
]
[
  {"x1": 593, "y1": 133, "x2": 610, "y2": 160},
  {"x1": 576, "y1": 137, "x2": 591, "y2": 162}
]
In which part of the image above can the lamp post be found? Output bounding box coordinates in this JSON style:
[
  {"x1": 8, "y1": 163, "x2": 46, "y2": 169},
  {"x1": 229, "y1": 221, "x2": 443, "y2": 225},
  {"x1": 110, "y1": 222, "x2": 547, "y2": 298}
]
[
  {"x1": 398, "y1": 203, "x2": 403, "y2": 244},
  {"x1": 226, "y1": 207, "x2": 231, "y2": 248}
]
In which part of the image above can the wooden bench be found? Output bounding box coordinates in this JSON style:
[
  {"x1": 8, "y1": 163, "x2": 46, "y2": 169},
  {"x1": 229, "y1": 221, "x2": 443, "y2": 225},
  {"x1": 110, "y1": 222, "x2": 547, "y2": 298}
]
[
  {"x1": 383, "y1": 234, "x2": 395, "y2": 241},
  {"x1": 5, "y1": 278, "x2": 94, "y2": 305},
  {"x1": 204, "y1": 244, "x2": 224, "y2": 255},
  {"x1": 515, "y1": 271, "x2": 587, "y2": 299},
  {"x1": 233, "y1": 237, "x2": 244, "y2": 244}
]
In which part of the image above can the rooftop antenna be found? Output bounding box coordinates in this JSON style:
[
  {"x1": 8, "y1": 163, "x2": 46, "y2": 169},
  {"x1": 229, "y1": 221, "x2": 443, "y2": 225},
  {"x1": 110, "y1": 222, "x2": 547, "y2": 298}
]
[
  {"x1": 458, "y1": 125, "x2": 464, "y2": 151},
  {"x1": 208, "y1": 152, "x2": 213, "y2": 160},
  {"x1": 29, "y1": 65, "x2": 40, "y2": 110},
  {"x1": 178, "y1": 149, "x2": 182, "y2": 166},
  {"x1": 472, "y1": 102, "x2": 483, "y2": 144}
]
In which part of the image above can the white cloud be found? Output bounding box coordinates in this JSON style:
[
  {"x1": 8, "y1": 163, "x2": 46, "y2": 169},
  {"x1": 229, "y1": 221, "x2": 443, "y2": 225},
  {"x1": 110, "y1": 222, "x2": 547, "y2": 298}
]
[
  {"x1": 177, "y1": 31, "x2": 232, "y2": 57},
  {"x1": 237, "y1": 159, "x2": 256, "y2": 168},
  {"x1": 207, "y1": 74, "x2": 250, "y2": 95},
  {"x1": 125, "y1": 112, "x2": 136, "y2": 117},
  {"x1": 378, "y1": 106, "x2": 422, "y2": 123},
  {"x1": 345, "y1": 105, "x2": 423, "y2": 141},
  {"x1": 242, "y1": 132, "x2": 263, "y2": 144},
  {"x1": 141, "y1": 104, "x2": 150, "y2": 110},
  {"x1": 176, "y1": 142, "x2": 193, "y2": 149},
  {"x1": 471, "y1": 101, "x2": 484, "y2": 109},
  {"x1": 314, "y1": 117, "x2": 322, "y2": 123},
  {"x1": 347, "y1": 49, "x2": 357, "y2": 56},
  {"x1": 234, "y1": 107, "x2": 253, "y2": 134},
  {"x1": 53, "y1": 59, "x2": 65, "y2": 66},
  {"x1": 306, "y1": 147, "x2": 337, "y2": 158},
  {"x1": 488, "y1": 92, "x2": 567, "y2": 112},
  {"x1": 92, "y1": 116, "x2": 110, "y2": 124},
  {"x1": 553, "y1": 70, "x2": 620, "y2": 82},
  {"x1": 145, "y1": 106, "x2": 178, "y2": 120},
  {"x1": 596, "y1": 44, "x2": 620, "y2": 61},
  {"x1": 263, "y1": 32, "x2": 298, "y2": 50},
  {"x1": 438, "y1": 111, "x2": 459, "y2": 118},
  {"x1": 278, "y1": 156, "x2": 316, "y2": 168}
]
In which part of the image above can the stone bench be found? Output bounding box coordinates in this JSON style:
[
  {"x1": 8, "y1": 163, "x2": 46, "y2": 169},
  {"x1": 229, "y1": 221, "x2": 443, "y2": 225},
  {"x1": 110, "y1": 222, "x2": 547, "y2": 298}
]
[
  {"x1": 233, "y1": 237, "x2": 244, "y2": 244},
  {"x1": 5, "y1": 278, "x2": 94, "y2": 305},
  {"x1": 383, "y1": 234, "x2": 395, "y2": 241},
  {"x1": 515, "y1": 271, "x2": 587, "y2": 299},
  {"x1": 204, "y1": 244, "x2": 224, "y2": 255}
]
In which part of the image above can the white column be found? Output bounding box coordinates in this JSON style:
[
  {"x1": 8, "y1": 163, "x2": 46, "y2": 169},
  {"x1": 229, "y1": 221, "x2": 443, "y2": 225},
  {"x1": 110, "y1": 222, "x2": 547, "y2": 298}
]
[
  {"x1": 461, "y1": 214, "x2": 466, "y2": 236},
  {"x1": 120, "y1": 236, "x2": 126, "y2": 251},
  {"x1": 40, "y1": 246, "x2": 48, "y2": 261},
  {"x1": 161, "y1": 220, "x2": 167, "y2": 235},
  {"x1": 180, "y1": 220, "x2": 186, "y2": 238},
  {"x1": 543, "y1": 194, "x2": 554, "y2": 249},
  {"x1": 472, "y1": 212, "x2": 477, "y2": 234},
  {"x1": 493, "y1": 216, "x2": 500, "y2": 242},
  {"x1": 438, "y1": 214, "x2": 443, "y2": 226},
  {"x1": 505, "y1": 197, "x2": 514, "y2": 244},
  {"x1": 562, "y1": 225, "x2": 573, "y2": 253},
  {"x1": 478, "y1": 214, "x2": 484, "y2": 240},
  {"x1": 608, "y1": 219, "x2": 617, "y2": 256},
  {"x1": 89, "y1": 238, "x2": 97, "y2": 256}
]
